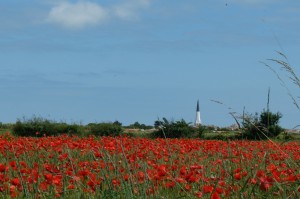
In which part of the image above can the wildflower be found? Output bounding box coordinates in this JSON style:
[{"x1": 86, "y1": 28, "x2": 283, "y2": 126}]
[
  {"x1": 0, "y1": 164, "x2": 6, "y2": 172},
  {"x1": 185, "y1": 184, "x2": 192, "y2": 191},
  {"x1": 157, "y1": 165, "x2": 168, "y2": 177},
  {"x1": 203, "y1": 185, "x2": 214, "y2": 194},
  {"x1": 175, "y1": 177, "x2": 185, "y2": 183},
  {"x1": 67, "y1": 184, "x2": 75, "y2": 190},
  {"x1": 9, "y1": 185, "x2": 16, "y2": 197},
  {"x1": 10, "y1": 178, "x2": 20, "y2": 186},
  {"x1": 194, "y1": 191, "x2": 203, "y2": 198},
  {"x1": 180, "y1": 166, "x2": 187, "y2": 176},
  {"x1": 211, "y1": 192, "x2": 221, "y2": 199},
  {"x1": 52, "y1": 175, "x2": 62, "y2": 186},
  {"x1": 9, "y1": 161, "x2": 17, "y2": 170},
  {"x1": 44, "y1": 173, "x2": 53, "y2": 182},
  {"x1": 137, "y1": 171, "x2": 145, "y2": 182},
  {"x1": 123, "y1": 174, "x2": 130, "y2": 181},
  {"x1": 112, "y1": 179, "x2": 120, "y2": 187},
  {"x1": 165, "y1": 181, "x2": 175, "y2": 189},
  {"x1": 259, "y1": 177, "x2": 274, "y2": 191},
  {"x1": 234, "y1": 172, "x2": 242, "y2": 180}
]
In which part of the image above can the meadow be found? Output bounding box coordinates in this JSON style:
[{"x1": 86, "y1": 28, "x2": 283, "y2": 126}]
[
  {"x1": 0, "y1": 133, "x2": 299, "y2": 198},
  {"x1": 0, "y1": 51, "x2": 299, "y2": 198}
]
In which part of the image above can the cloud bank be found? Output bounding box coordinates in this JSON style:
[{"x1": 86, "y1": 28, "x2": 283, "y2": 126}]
[
  {"x1": 46, "y1": 0, "x2": 151, "y2": 29},
  {"x1": 112, "y1": 0, "x2": 151, "y2": 21},
  {"x1": 47, "y1": 2, "x2": 109, "y2": 29}
]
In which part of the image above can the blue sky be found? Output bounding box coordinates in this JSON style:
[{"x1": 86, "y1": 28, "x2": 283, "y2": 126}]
[{"x1": 1, "y1": 0, "x2": 300, "y2": 128}]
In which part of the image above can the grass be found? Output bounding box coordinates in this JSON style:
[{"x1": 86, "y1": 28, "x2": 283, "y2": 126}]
[{"x1": 0, "y1": 128, "x2": 11, "y2": 135}]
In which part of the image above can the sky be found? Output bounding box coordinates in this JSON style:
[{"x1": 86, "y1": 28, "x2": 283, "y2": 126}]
[{"x1": 1, "y1": 0, "x2": 300, "y2": 128}]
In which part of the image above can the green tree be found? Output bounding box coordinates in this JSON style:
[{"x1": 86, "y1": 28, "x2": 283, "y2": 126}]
[
  {"x1": 259, "y1": 111, "x2": 282, "y2": 127},
  {"x1": 128, "y1": 121, "x2": 153, "y2": 129},
  {"x1": 242, "y1": 110, "x2": 283, "y2": 140},
  {"x1": 153, "y1": 118, "x2": 199, "y2": 138},
  {"x1": 89, "y1": 123, "x2": 122, "y2": 137},
  {"x1": 113, "y1": 120, "x2": 122, "y2": 127}
]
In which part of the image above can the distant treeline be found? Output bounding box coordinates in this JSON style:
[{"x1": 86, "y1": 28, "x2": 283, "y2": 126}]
[{"x1": 0, "y1": 110, "x2": 292, "y2": 140}]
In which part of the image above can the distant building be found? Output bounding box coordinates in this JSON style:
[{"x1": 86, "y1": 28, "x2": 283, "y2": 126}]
[{"x1": 195, "y1": 100, "x2": 201, "y2": 127}]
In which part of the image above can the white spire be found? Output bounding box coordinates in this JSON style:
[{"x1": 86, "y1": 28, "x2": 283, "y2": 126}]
[{"x1": 195, "y1": 100, "x2": 201, "y2": 127}]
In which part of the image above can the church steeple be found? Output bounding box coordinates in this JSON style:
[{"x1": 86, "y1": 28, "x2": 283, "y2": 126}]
[{"x1": 195, "y1": 100, "x2": 201, "y2": 127}]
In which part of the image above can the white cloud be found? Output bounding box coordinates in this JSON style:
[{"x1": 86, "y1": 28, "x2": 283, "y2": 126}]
[
  {"x1": 47, "y1": 1, "x2": 110, "y2": 29},
  {"x1": 46, "y1": 0, "x2": 151, "y2": 29},
  {"x1": 113, "y1": 0, "x2": 151, "y2": 21}
]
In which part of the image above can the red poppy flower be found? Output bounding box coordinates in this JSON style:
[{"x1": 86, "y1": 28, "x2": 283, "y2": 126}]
[
  {"x1": 10, "y1": 178, "x2": 20, "y2": 186},
  {"x1": 67, "y1": 184, "x2": 75, "y2": 190},
  {"x1": 112, "y1": 179, "x2": 120, "y2": 186},
  {"x1": 165, "y1": 181, "x2": 175, "y2": 189},
  {"x1": 0, "y1": 164, "x2": 6, "y2": 173},
  {"x1": 211, "y1": 192, "x2": 221, "y2": 199},
  {"x1": 234, "y1": 173, "x2": 242, "y2": 180},
  {"x1": 52, "y1": 175, "x2": 62, "y2": 186},
  {"x1": 203, "y1": 185, "x2": 214, "y2": 194},
  {"x1": 9, "y1": 161, "x2": 17, "y2": 170},
  {"x1": 137, "y1": 171, "x2": 145, "y2": 182}
]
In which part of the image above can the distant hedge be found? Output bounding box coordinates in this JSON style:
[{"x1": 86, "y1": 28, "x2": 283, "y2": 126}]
[
  {"x1": 152, "y1": 118, "x2": 204, "y2": 138},
  {"x1": 13, "y1": 117, "x2": 83, "y2": 137},
  {"x1": 88, "y1": 123, "x2": 123, "y2": 136}
]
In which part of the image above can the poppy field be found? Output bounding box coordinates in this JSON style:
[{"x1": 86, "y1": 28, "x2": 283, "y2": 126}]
[{"x1": 0, "y1": 133, "x2": 299, "y2": 198}]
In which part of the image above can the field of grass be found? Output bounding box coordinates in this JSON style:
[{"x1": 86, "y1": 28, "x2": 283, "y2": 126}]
[
  {"x1": 0, "y1": 133, "x2": 299, "y2": 198},
  {"x1": 0, "y1": 128, "x2": 10, "y2": 135}
]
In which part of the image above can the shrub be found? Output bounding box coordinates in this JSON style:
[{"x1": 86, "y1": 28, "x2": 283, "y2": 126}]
[
  {"x1": 275, "y1": 132, "x2": 294, "y2": 141},
  {"x1": 153, "y1": 118, "x2": 198, "y2": 138},
  {"x1": 0, "y1": 123, "x2": 14, "y2": 130},
  {"x1": 12, "y1": 116, "x2": 82, "y2": 137},
  {"x1": 13, "y1": 117, "x2": 53, "y2": 137},
  {"x1": 0, "y1": 122, "x2": 12, "y2": 131},
  {"x1": 89, "y1": 123, "x2": 123, "y2": 137},
  {"x1": 126, "y1": 121, "x2": 153, "y2": 130},
  {"x1": 242, "y1": 111, "x2": 283, "y2": 140},
  {"x1": 197, "y1": 125, "x2": 207, "y2": 138},
  {"x1": 53, "y1": 123, "x2": 83, "y2": 136}
]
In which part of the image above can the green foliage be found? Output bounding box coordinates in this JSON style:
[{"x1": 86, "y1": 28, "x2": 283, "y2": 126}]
[
  {"x1": 12, "y1": 116, "x2": 83, "y2": 137},
  {"x1": 260, "y1": 111, "x2": 282, "y2": 127},
  {"x1": 113, "y1": 120, "x2": 122, "y2": 127},
  {"x1": 89, "y1": 123, "x2": 123, "y2": 136},
  {"x1": 126, "y1": 121, "x2": 153, "y2": 129},
  {"x1": 0, "y1": 122, "x2": 13, "y2": 135},
  {"x1": 54, "y1": 123, "x2": 83, "y2": 136},
  {"x1": 153, "y1": 118, "x2": 198, "y2": 138},
  {"x1": 275, "y1": 132, "x2": 295, "y2": 141},
  {"x1": 196, "y1": 125, "x2": 207, "y2": 138},
  {"x1": 0, "y1": 122, "x2": 14, "y2": 130},
  {"x1": 202, "y1": 131, "x2": 242, "y2": 140},
  {"x1": 242, "y1": 110, "x2": 283, "y2": 140}
]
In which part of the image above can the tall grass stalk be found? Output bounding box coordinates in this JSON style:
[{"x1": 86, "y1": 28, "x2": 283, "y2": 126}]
[
  {"x1": 261, "y1": 51, "x2": 300, "y2": 113},
  {"x1": 211, "y1": 97, "x2": 299, "y2": 170}
]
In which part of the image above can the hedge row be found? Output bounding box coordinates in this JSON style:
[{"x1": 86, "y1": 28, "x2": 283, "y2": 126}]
[
  {"x1": 12, "y1": 117, "x2": 122, "y2": 137},
  {"x1": 13, "y1": 117, "x2": 83, "y2": 137},
  {"x1": 152, "y1": 118, "x2": 206, "y2": 138},
  {"x1": 9, "y1": 115, "x2": 285, "y2": 140}
]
